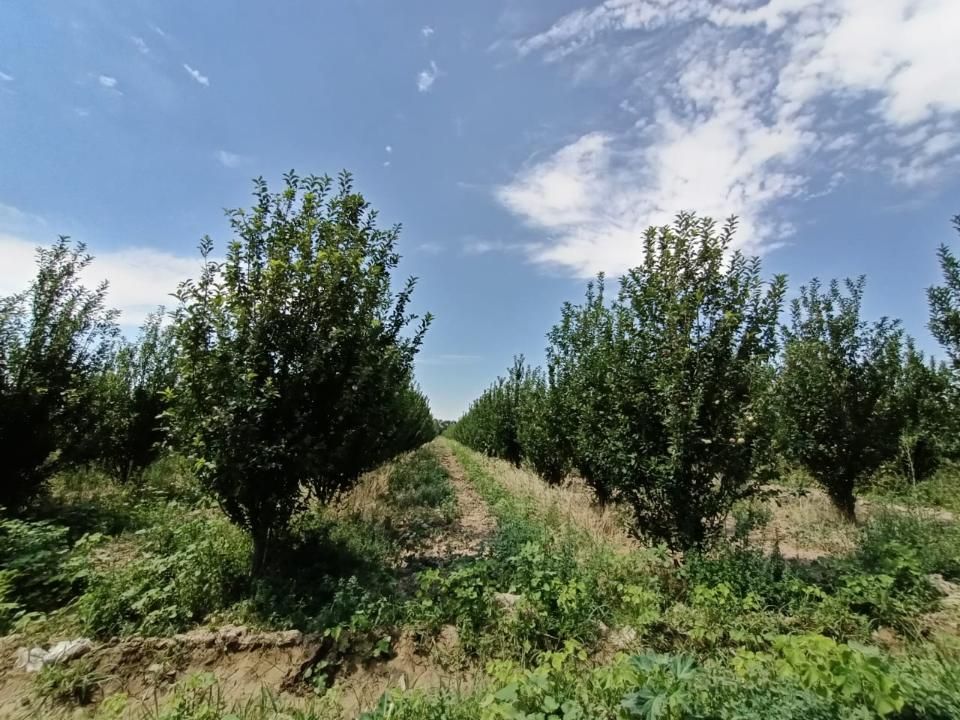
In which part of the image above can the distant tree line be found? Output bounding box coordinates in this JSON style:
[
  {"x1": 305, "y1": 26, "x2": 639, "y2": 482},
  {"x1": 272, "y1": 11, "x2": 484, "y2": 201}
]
[
  {"x1": 448, "y1": 213, "x2": 960, "y2": 550},
  {"x1": 0, "y1": 171, "x2": 437, "y2": 574}
]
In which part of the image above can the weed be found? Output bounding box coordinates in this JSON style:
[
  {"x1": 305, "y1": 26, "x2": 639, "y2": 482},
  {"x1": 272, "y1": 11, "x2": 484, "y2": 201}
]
[
  {"x1": 78, "y1": 512, "x2": 249, "y2": 636},
  {"x1": 34, "y1": 657, "x2": 106, "y2": 706}
]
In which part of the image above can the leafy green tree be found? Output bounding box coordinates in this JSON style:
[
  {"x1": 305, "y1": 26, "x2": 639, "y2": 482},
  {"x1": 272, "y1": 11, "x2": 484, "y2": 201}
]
[
  {"x1": 546, "y1": 276, "x2": 616, "y2": 503},
  {"x1": 383, "y1": 382, "x2": 437, "y2": 457},
  {"x1": 779, "y1": 277, "x2": 905, "y2": 519},
  {"x1": 895, "y1": 343, "x2": 957, "y2": 483},
  {"x1": 928, "y1": 216, "x2": 960, "y2": 370},
  {"x1": 550, "y1": 214, "x2": 786, "y2": 547},
  {"x1": 0, "y1": 237, "x2": 118, "y2": 509},
  {"x1": 90, "y1": 310, "x2": 177, "y2": 482},
  {"x1": 168, "y1": 171, "x2": 430, "y2": 575},
  {"x1": 516, "y1": 367, "x2": 571, "y2": 485},
  {"x1": 448, "y1": 356, "x2": 530, "y2": 467}
]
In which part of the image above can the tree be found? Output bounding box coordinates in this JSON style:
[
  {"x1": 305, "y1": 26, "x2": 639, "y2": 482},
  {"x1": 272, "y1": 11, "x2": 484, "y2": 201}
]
[
  {"x1": 168, "y1": 171, "x2": 430, "y2": 576},
  {"x1": 546, "y1": 276, "x2": 616, "y2": 503},
  {"x1": 928, "y1": 216, "x2": 960, "y2": 370},
  {"x1": 90, "y1": 310, "x2": 177, "y2": 482},
  {"x1": 448, "y1": 356, "x2": 530, "y2": 466},
  {"x1": 0, "y1": 237, "x2": 118, "y2": 509},
  {"x1": 382, "y1": 382, "x2": 437, "y2": 457},
  {"x1": 778, "y1": 277, "x2": 905, "y2": 520},
  {"x1": 895, "y1": 343, "x2": 957, "y2": 483},
  {"x1": 516, "y1": 367, "x2": 571, "y2": 485},
  {"x1": 550, "y1": 214, "x2": 786, "y2": 548}
]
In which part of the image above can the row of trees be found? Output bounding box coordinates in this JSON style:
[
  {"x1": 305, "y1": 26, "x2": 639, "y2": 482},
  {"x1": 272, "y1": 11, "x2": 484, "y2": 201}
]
[
  {"x1": 0, "y1": 171, "x2": 437, "y2": 574},
  {"x1": 448, "y1": 213, "x2": 960, "y2": 549}
]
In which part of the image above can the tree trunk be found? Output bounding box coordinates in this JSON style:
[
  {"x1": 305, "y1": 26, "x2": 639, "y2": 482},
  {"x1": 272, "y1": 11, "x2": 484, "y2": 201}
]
[
  {"x1": 828, "y1": 482, "x2": 857, "y2": 523},
  {"x1": 251, "y1": 526, "x2": 270, "y2": 578}
]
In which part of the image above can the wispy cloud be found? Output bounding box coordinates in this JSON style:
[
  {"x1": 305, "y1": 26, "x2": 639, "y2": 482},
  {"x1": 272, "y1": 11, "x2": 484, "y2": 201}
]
[
  {"x1": 417, "y1": 61, "x2": 439, "y2": 92},
  {"x1": 417, "y1": 241, "x2": 444, "y2": 255},
  {"x1": 500, "y1": 0, "x2": 960, "y2": 277},
  {"x1": 461, "y1": 237, "x2": 525, "y2": 256},
  {"x1": 216, "y1": 150, "x2": 248, "y2": 168},
  {"x1": 0, "y1": 71, "x2": 13, "y2": 83},
  {"x1": 131, "y1": 36, "x2": 150, "y2": 54},
  {"x1": 98, "y1": 75, "x2": 118, "y2": 89},
  {"x1": 385, "y1": 145, "x2": 392, "y2": 153},
  {"x1": 421, "y1": 25, "x2": 435, "y2": 38},
  {"x1": 183, "y1": 63, "x2": 209, "y2": 86}
]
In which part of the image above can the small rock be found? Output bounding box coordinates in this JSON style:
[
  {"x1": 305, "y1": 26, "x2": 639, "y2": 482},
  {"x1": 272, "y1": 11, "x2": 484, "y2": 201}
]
[
  {"x1": 14, "y1": 647, "x2": 47, "y2": 673},
  {"x1": 14, "y1": 638, "x2": 93, "y2": 672},
  {"x1": 274, "y1": 630, "x2": 303, "y2": 647},
  {"x1": 45, "y1": 638, "x2": 94, "y2": 664}
]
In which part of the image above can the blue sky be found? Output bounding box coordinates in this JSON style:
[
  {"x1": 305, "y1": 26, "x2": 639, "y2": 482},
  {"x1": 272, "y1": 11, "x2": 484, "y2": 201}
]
[{"x1": 2, "y1": 0, "x2": 959, "y2": 419}]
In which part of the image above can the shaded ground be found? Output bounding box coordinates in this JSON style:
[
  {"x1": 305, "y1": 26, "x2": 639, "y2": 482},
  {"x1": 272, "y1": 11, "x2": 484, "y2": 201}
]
[{"x1": 0, "y1": 445, "x2": 495, "y2": 719}]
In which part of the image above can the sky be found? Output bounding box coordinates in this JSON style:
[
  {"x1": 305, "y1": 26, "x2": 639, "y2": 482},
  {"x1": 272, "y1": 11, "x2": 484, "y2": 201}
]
[{"x1": 1, "y1": 0, "x2": 959, "y2": 420}]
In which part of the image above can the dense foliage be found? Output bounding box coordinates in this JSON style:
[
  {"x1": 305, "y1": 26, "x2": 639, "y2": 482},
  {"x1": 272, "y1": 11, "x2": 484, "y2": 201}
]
[
  {"x1": 452, "y1": 214, "x2": 960, "y2": 536},
  {"x1": 89, "y1": 310, "x2": 177, "y2": 483},
  {"x1": 928, "y1": 216, "x2": 960, "y2": 370},
  {"x1": 778, "y1": 278, "x2": 906, "y2": 519},
  {"x1": 447, "y1": 357, "x2": 531, "y2": 467},
  {"x1": 0, "y1": 237, "x2": 118, "y2": 509},
  {"x1": 167, "y1": 171, "x2": 431, "y2": 574},
  {"x1": 455, "y1": 215, "x2": 787, "y2": 548}
]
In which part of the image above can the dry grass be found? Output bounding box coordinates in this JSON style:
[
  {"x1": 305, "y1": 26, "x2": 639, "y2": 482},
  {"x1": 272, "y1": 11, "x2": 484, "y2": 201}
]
[
  {"x1": 333, "y1": 460, "x2": 394, "y2": 523},
  {"x1": 440, "y1": 439, "x2": 639, "y2": 554},
  {"x1": 752, "y1": 487, "x2": 859, "y2": 560}
]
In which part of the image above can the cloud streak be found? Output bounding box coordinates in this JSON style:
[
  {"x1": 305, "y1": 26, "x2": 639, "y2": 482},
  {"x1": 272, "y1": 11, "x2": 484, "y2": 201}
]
[
  {"x1": 183, "y1": 63, "x2": 210, "y2": 86},
  {"x1": 216, "y1": 150, "x2": 248, "y2": 168},
  {"x1": 500, "y1": 0, "x2": 960, "y2": 277}
]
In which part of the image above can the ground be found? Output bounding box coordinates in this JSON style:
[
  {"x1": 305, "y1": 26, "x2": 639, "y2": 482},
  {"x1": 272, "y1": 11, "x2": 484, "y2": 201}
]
[{"x1": 2, "y1": 439, "x2": 959, "y2": 719}]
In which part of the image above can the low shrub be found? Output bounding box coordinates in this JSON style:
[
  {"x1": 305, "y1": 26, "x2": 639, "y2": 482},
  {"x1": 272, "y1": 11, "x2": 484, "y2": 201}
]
[
  {"x1": 78, "y1": 512, "x2": 249, "y2": 637},
  {"x1": 0, "y1": 515, "x2": 90, "y2": 632}
]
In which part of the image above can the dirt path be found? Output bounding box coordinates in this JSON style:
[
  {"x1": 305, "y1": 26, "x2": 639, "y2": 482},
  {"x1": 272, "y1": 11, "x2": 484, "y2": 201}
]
[{"x1": 401, "y1": 440, "x2": 497, "y2": 569}]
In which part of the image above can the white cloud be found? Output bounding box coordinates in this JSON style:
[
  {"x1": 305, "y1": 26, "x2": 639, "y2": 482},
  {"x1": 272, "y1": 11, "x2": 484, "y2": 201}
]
[
  {"x1": 385, "y1": 145, "x2": 392, "y2": 153},
  {"x1": 417, "y1": 61, "x2": 439, "y2": 92},
  {"x1": 383, "y1": 160, "x2": 391, "y2": 167},
  {"x1": 98, "y1": 75, "x2": 118, "y2": 89},
  {"x1": 131, "y1": 36, "x2": 150, "y2": 54},
  {"x1": 216, "y1": 150, "x2": 247, "y2": 168},
  {"x1": 183, "y1": 63, "x2": 210, "y2": 86},
  {"x1": 417, "y1": 242, "x2": 444, "y2": 255},
  {"x1": 0, "y1": 71, "x2": 13, "y2": 82},
  {"x1": 421, "y1": 25, "x2": 435, "y2": 38},
  {"x1": 500, "y1": 0, "x2": 960, "y2": 277},
  {"x1": 461, "y1": 237, "x2": 527, "y2": 256},
  {"x1": 0, "y1": 233, "x2": 201, "y2": 327}
]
